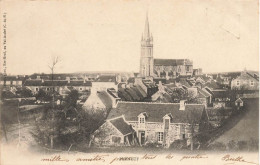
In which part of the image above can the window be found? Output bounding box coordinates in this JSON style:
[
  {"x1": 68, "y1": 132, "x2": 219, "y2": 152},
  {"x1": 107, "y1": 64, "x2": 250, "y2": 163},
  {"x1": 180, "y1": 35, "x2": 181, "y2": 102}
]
[
  {"x1": 158, "y1": 132, "x2": 163, "y2": 142},
  {"x1": 36, "y1": 88, "x2": 39, "y2": 91},
  {"x1": 80, "y1": 88, "x2": 83, "y2": 91},
  {"x1": 139, "y1": 117, "x2": 145, "y2": 123},
  {"x1": 182, "y1": 134, "x2": 185, "y2": 139},
  {"x1": 250, "y1": 80, "x2": 254, "y2": 86},
  {"x1": 47, "y1": 88, "x2": 50, "y2": 91},
  {"x1": 236, "y1": 81, "x2": 240, "y2": 86}
]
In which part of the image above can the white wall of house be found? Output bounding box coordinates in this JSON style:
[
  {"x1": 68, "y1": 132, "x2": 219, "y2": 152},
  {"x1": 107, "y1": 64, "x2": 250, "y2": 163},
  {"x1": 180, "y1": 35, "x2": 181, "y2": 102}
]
[
  {"x1": 83, "y1": 91, "x2": 106, "y2": 110},
  {"x1": 231, "y1": 74, "x2": 259, "y2": 90},
  {"x1": 91, "y1": 82, "x2": 118, "y2": 92}
]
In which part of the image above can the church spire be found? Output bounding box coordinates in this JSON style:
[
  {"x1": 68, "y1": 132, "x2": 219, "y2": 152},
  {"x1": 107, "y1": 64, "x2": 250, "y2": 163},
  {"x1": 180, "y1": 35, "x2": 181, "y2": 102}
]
[{"x1": 144, "y1": 12, "x2": 151, "y2": 40}]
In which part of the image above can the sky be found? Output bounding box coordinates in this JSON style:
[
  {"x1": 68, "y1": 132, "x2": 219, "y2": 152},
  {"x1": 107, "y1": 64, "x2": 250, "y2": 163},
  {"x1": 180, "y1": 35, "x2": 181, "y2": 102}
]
[{"x1": 0, "y1": 0, "x2": 259, "y2": 75}]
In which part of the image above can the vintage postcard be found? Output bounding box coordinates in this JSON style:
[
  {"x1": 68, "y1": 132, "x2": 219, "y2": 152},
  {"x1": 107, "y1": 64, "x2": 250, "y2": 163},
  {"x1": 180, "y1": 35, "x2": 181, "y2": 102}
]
[{"x1": 0, "y1": 0, "x2": 259, "y2": 165}]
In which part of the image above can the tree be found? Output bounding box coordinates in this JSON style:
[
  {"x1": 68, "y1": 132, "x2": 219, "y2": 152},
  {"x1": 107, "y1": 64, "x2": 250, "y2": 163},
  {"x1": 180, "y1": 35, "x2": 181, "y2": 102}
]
[
  {"x1": 36, "y1": 89, "x2": 51, "y2": 101},
  {"x1": 171, "y1": 88, "x2": 188, "y2": 102},
  {"x1": 16, "y1": 87, "x2": 33, "y2": 98},
  {"x1": 48, "y1": 56, "x2": 60, "y2": 149},
  {"x1": 32, "y1": 105, "x2": 66, "y2": 149},
  {"x1": 65, "y1": 90, "x2": 79, "y2": 108}
]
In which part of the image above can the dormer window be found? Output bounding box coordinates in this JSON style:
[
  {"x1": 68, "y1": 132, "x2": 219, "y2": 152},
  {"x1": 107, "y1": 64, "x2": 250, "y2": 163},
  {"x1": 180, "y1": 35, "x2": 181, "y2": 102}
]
[
  {"x1": 250, "y1": 80, "x2": 254, "y2": 86},
  {"x1": 139, "y1": 117, "x2": 145, "y2": 123},
  {"x1": 138, "y1": 112, "x2": 147, "y2": 128}
]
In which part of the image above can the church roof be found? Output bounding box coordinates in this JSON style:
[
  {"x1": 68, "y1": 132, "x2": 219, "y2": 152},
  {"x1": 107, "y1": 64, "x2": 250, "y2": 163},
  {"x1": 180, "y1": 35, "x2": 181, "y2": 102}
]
[{"x1": 154, "y1": 59, "x2": 185, "y2": 66}]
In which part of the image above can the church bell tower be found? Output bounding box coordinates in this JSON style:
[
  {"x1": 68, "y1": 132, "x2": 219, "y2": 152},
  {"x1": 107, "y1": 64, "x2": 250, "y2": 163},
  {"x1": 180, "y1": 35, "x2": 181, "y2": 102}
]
[{"x1": 140, "y1": 13, "x2": 153, "y2": 77}]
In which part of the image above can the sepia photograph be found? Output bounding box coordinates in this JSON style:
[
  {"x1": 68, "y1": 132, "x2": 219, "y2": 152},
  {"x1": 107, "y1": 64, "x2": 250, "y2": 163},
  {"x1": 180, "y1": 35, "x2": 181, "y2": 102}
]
[{"x1": 0, "y1": 0, "x2": 259, "y2": 164}]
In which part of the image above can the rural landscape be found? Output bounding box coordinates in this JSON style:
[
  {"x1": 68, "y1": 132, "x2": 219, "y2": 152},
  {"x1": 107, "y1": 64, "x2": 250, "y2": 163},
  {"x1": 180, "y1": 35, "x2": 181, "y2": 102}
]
[{"x1": 0, "y1": 1, "x2": 259, "y2": 161}]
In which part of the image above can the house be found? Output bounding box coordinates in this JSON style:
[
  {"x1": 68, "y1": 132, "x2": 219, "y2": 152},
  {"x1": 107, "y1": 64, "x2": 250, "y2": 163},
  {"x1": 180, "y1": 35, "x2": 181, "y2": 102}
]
[
  {"x1": 193, "y1": 68, "x2": 203, "y2": 76},
  {"x1": 151, "y1": 81, "x2": 173, "y2": 103},
  {"x1": 24, "y1": 79, "x2": 92, "y2": 96},
  {"x1": 211, "y1": 89, "x2": 230, "y2": 108},
  {"x1": 91, "y1": 116, "x2": 136, "y2": 146},
  {"x1": 197, "y1": 88, "x2": 212, "y2": 107},
  {"x1": 107, "y1": 88, "x2": 121, "y2": 108},
  {"x1": 235, "y1": 98, "x2": 243, "y2": 110},
  {"x1": 103, "y1": 101, "x2": 208, "y2": 147},
  {"x1": 0, "y1": 75, "x2": 26, "y2": 88},
  {"x1": 82, "y1": 90, "x2": 113, "y2": 115},
  {"x1": 231, "y1": 71, "x2": 259, "y2": 91},
  {"x1": 175, "y1": 78, "x2": 192, "y2": 89},
  {"x1": 92, "y1": 75, "x2": 118, "y2": 92},
  {"x1": 134, "y1": 77, "x2": 158, "y2": 98},
  {"x1": 118, "y1": 85, "x2": 147, "y2": 102}
]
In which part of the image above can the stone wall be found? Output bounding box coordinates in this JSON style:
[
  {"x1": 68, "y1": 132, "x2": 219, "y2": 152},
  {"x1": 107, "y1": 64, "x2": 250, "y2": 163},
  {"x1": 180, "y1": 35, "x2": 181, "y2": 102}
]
[{"x1": 129, "y1": 121, "x2": 199, "y2": 145}]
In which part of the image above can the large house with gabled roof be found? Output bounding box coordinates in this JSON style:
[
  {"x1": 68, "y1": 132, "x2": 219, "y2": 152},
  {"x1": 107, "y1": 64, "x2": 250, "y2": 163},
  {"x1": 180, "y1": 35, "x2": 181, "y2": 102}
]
[
  {"x1": 92, "y1": 101, "x2": 208, "y2": 147},
  {"x1": 231, "y1": 71, "x2": 259, "y2": 91}
]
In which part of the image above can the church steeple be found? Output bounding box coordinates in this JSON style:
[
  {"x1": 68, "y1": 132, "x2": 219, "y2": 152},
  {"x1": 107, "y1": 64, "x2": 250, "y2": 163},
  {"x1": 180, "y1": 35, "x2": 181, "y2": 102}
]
[
  {"x1": 140, "y1": 12, "x2": 154, "y2": 78},
  {"x1": 143, "y1": 13, "x2": 151, "y2": 40}
]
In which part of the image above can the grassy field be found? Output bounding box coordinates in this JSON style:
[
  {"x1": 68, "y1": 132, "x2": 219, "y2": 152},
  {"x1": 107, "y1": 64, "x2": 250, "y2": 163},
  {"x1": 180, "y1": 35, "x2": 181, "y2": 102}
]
[{"x1": 210, "y1": 98, "x2": 259, "y2": 147}]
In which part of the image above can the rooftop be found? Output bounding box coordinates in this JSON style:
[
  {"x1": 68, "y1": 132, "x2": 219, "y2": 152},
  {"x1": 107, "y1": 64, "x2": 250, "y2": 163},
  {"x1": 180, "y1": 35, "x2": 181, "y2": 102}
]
[
  {"x1": 109, "y1": 117, "x2": 134, "y2": 136},
  {"x1": 108, "y1": 102, "x2": 205, "y2": 123}
]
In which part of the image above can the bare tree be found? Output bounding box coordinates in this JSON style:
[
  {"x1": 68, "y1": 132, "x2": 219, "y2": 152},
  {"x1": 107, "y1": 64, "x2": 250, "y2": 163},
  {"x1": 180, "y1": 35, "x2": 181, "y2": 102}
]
[{"x1": 48, "y1": 56, "x2": 60, "y2": 149}]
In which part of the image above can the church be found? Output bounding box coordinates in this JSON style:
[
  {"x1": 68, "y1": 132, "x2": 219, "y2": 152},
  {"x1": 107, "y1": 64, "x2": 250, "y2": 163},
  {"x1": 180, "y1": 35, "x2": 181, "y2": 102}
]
[{"x1": 139, "y1": 14, "x2": 193, "y2": 79}]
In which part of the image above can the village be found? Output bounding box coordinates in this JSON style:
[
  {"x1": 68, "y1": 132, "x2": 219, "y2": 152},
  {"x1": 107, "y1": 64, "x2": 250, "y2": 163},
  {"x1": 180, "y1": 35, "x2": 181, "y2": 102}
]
[{"x1": 0, "y1": 14, "x2": 259, "y2": 153}]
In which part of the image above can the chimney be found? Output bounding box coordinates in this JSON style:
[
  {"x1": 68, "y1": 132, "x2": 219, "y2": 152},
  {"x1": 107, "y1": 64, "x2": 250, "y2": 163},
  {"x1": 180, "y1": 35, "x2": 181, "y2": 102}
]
[
  {"x1": 66, "y1": 77, "x2": 70, "y2": 83},
  {"x1": 134, "y1": 77, "x2": 143, "y2": 86},
  {"x1": 116, "y1": 74, "x2": 122, "y2": 83},
  {"x1": 179, "y1": 100, "x2": 186, "y2": 111},
  {"x1": 158, "y1": 81, "x2": 164, "y2": 92},
  {"x1": 36, "y1": 75, "x2": 40, "y2": 80},
  {"x1": 121, "y1": 83, "x2": 126, "y2": 89}
]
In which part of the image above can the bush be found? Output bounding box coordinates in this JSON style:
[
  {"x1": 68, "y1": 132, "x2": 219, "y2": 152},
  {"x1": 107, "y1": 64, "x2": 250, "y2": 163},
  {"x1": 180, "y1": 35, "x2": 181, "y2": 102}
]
[
  {"x1": 170, "y1": 139, "x2": 187, "y2": 149},
  {"x1": 237, "y1": 141, "x2": 247, "y2": 150},
  {"x1": 248, "y1": 139, "x2": 259, "y2": 151},
  {"x1": 145, "y1": 142, "x2": 162, "y2": 148},
  {"x1": 16, "y1": 87, "x2": 33, "y2": 98},
  {"x1": 227, "y1": 140, "x2": 238, "y2": 150},
  {"x1": 208, "y1": 142, "x2": 226, "y2": 151}
]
